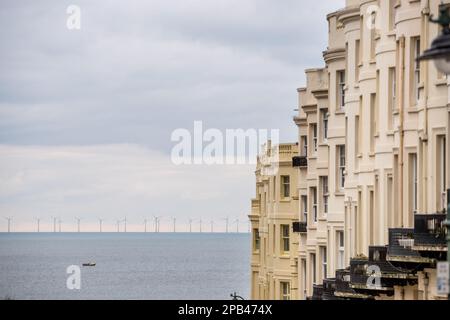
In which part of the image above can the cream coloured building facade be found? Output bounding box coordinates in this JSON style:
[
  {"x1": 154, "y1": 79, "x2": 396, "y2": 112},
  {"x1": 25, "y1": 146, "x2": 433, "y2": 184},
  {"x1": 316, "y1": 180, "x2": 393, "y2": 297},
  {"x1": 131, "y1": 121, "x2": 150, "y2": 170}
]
[
  {"x1": 250, "y1": 0, "x2": 449, "y2": 300},
  {"x1": 249, "y1": 142, "x2": 299, "y2": 300}
]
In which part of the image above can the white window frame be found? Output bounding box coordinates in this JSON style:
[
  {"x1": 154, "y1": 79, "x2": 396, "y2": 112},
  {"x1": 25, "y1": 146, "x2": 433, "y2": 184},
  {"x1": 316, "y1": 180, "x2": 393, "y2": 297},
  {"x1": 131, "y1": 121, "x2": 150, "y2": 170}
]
[
  {"x1": 312, "y1": 124, "x2": 318, "y2": 154},
  {"x1": 280, "y1": 281, "x2": 291, "y2": 300},
  {"x1": 281, "y1": 224, "x2": 290, "y2": 253},
  {"x1": 338, "y1": 145, "x2": 346, "y2": 190},
  {"x1": 413, "y1": 37, "x2": 421, "y2": 104},
  {"x1": 321, "y1": 246, "x2": 327, "y2": 280},
  {"x1": 321, "y1": 176, "x2": 329, "y2": 216},
  {"x1": 301, "y1": 136, "x2": 308, "y2": 157},
  {"x1": 311, "y1": 187, "x2": 318, "y2": 223},
  {"x1": 337, "y1": 70, "x2": 346, "y2": 110},
  {"x1": 281, "y1": 175, "x2": 290, "y2": 199},
  {"x1": 253, "y1": 229, "x2": 260, "y2": 252},
  {"x1": 337, "y1": 231, "x2": 345, "y2": 269},
  {"x1": 301, "y1": 195, "x2": 308, "y2": 222},
  {"x1": 322, "y1": 110, "x2": 329, "y2": 141}
]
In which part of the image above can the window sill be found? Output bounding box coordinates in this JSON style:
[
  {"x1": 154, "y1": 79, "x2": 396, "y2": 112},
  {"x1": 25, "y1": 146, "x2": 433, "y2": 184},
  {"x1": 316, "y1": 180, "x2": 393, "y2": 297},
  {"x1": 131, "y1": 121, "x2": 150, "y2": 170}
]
[
  {"x1": 386, "y1": 30, "x2": 396, "y2": 36},
  {"x1": 334, "y1": 191, "x2": 345, "y2": 197},
  {"x1": 280, "y1": 254, "x2": 290, "y2": 259},
  {"x1": 369, "y1": 59, "x2": 376, "y2": 65},
  {"x1": 357, "y1": 153, "x2": 362, "y2": 158},
  {"x1": 393, "y1": 108, "x2": 399, "y2": 115},
  {"x1": 408, "y1": 106, "x2": 421, "y2": 113},
  {"x1": 435, "y1": 78, "x2": 448, "y2": 86},
  {"x1": 280, "y1": 198, "x2": 291, "y2": 203},
  {"x1": 369, "y1": 152, "x2": 375, "y2": 157},
  {"x1": 386, "y1": 130, "x2": 394, "y2": 136},
  {"x1": 335, "y1": 110, "x2": 345, "y2": 115}
]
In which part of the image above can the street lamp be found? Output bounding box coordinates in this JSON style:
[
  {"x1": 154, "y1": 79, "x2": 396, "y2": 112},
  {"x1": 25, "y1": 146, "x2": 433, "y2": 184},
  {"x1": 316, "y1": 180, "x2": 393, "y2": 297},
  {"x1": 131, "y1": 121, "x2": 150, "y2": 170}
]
[{"x1": 418, "y1": 5, "x2": 450, "y2": 74}]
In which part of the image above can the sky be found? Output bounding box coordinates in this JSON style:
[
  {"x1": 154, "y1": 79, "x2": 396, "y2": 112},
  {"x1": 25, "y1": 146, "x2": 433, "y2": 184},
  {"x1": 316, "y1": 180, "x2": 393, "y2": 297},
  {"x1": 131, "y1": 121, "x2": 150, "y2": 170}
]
[{"x1": 0, "y1": 0, "x2": 345, "y2": 232}]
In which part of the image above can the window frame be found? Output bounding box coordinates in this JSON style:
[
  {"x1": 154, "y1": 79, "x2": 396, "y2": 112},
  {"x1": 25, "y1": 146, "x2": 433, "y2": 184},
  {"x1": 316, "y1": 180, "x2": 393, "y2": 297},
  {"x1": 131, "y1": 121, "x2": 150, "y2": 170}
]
[{"x1": 281, "y1": 224, "x2": 290, "y2": 254}]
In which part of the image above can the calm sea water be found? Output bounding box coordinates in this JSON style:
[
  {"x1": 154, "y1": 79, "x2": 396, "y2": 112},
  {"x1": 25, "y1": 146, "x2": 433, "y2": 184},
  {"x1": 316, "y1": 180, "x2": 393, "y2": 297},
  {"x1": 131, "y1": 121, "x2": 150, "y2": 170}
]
[{"x1": 0, "y1": 233, "x2": 250, "y2": 300}]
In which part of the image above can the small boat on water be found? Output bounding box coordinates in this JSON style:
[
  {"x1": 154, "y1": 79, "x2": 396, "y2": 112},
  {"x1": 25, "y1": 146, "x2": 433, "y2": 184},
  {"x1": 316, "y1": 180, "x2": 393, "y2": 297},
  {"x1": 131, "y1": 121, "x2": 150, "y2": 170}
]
[{"x1": 82, "y1": 262, "x2": 96, "y2": 267}]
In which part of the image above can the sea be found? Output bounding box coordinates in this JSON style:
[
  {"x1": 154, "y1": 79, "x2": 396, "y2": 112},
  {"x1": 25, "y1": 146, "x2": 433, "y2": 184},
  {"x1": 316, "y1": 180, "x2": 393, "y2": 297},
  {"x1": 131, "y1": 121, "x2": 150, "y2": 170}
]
[{"x1": 0, "y1": 232, "x2": 250, "y2": 300}]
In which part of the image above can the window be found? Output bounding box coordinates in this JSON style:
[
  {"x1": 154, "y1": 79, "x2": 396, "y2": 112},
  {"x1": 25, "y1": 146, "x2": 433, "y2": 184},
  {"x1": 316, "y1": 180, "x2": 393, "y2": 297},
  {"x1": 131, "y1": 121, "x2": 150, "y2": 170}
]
[
  {"x1": 301, "y1": 136, "x2": 308, "y2": 156},
  {"x1": 253, "y1": 229, "x2": 260, "y2": 251},
  {"x1": 320, "y1": 246, "x2": 327, "y2": 280},
  {"x1": 281, "y1": 175, "x2": 290, "y2": 198},
  {"x1": 280, "y1": 282, "x2": 291, "y2": 300},
  {"x1": 410, "y1": 153, "x2": 418, "y2": 215},
  {"x1": 388, "y1": 67, "x2": 396, "y2": 129},
  {"x1": 301, "y1": 195, "x2": 308, "y2": 222},
  {"x1": 301, "y1": 259, "x2": 307, "y2": 298},
  {"x1": 338, "y1": 145, "x2": 346, "y2": 190},
  {"x1": 311, "y1": 253, "x2": 317, "y2": 284},
  {"x1": 272, "y1": 176, "x2": 276, "y2": 200},
  {"x1": 321, "y1": 176, "x2": 329, "y2": 216},
  {"x1": 355, "y1": 39, "x2": 360, "y2": 81},
  {"x1": 337, "y1": 70, "x2": 346, "y2": 110},
  {"x1": 387, "y1": 174, "x2": 394, "y2": 228},
  {"x1": 438, "y1": 135, "x2": 446, "y2": 211},
  {"x1": 368, "y1": 188, "x2": 374, "y2": 244},
  {"x1": 337, "y1": 231, "x2": 345, "y2": 269},
  {"x1": 370, "y1": 12, "x2": 376, "y2": 59},
  {"x1": 412, "y1": 37, "x2": 421, "y2": 104},
  {"x1": 321, "y1": 110, "x2": 329, "y2": 141},
  {"x1": 281, "y1": 224, "x2": 290, "y2": 253},
  {"x1": 389, "y1": 0, "x2": 396, "y2": 30},
  {"x1": 312, "y1": 187, "x2": 318, "y2": 222},
  {"x1": 370, "y1": 92, "x2": 377, "y2": 152},
  {"x1": 312, "y1": 124, "x2": 318, "y2": 153}
]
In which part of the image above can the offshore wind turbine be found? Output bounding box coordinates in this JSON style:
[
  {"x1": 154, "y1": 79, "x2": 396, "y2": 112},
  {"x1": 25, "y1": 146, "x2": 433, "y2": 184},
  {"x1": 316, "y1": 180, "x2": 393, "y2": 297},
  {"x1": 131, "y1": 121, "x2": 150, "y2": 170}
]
[
  {"x1": 152, "y1": 216, "x2": 161, "y2": 232},
  {"x1": 123, "y1": 216, "x2": 127, "y2": 233},
  {"x1": 51, "y1": 216, "x2": 57, "y2": 232},
  {"x1": 210, "y1": 220, "x2": 214, "y2": 233},
  {"x1": 234, "y1": 218, "x2": 240, "y2": 233},
  {"x1": 223, "y1": 217, "x2": 229, "y2": 233},
  {"x1": 172, "y1": 217, "x2": 176, "y2": 233},
  {"x1": 75, "y1": 217, "x2": 81, "y2": 232},
  {"x1": 198, "y1": 218, "x2": 202, "y2": 233},
  {"x1": 98, "y1": 218, "x2": 104, "y2": 232},
  {"x1": 143, "y1": 218, "x2": 148, "y2": 233},
  {"x1": 157, "y1": 216, "x2": 162, "y2": 232},
  {"x1": 4, "y1": 216, "x2": 12, "y2": 233},
  {"x1": 35, "y1": 217, "x2": 40, "y2": 233},
  {"x1": 58, "y1": 218, "x2": 62, "y2": 232},
  {"x1": 116, "y1": 220, "x2": 121, "y2": 232}
]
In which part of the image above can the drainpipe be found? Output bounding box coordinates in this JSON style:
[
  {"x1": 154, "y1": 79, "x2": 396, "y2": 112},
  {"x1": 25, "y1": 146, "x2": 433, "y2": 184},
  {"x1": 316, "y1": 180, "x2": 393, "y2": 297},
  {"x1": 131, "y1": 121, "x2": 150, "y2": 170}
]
[{"x1": 399, "y1": 36, "x2": 406, "y2": 227}]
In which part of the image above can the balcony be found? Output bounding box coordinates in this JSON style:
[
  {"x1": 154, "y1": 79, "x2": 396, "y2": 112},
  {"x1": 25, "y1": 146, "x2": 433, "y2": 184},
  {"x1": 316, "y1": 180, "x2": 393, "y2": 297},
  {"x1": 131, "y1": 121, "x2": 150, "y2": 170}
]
[
  {"x1": 350, "y1": 246, "x2": 417, "y2": 294},
  {"x1": 310, "y1": 284, "x2": 323, "y2": 300},
  {"x1": 292, "y1": 156, "x2": 307, "y2": 168},
  {"x1": 322, "y1": 278, "x2": 342, "y2": 300},
  {"x1": 334, "y1": 269, "x2": 371, "y2": 299},
  {"x1": 387, "y1": 228, "x2": 434, "y2": 267},
  {"x1": 413, "y1": 213, "x2": 447, "y2": 249},
  {"x1": 292, "y1": 221, "x2": 307, "y2": 233}
]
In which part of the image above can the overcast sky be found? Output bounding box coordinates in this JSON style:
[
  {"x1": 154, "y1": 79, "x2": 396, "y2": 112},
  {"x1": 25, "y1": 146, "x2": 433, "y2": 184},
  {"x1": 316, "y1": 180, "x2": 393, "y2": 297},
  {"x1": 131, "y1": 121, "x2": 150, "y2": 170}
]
[{"x1": 0, "y1": 0, "x2": 345, "y2": 232}]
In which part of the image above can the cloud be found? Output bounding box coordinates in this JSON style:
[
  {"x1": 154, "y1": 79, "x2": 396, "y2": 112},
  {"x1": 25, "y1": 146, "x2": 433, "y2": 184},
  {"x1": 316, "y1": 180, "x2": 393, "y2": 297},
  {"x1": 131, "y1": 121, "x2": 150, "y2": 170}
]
[
  {"x1": 0, "y1": 144, "x2": 254, "y2": 231},
  {"x1": 0, "y1": 0, "x2": 345, "y2": 148},
  {"x1": 0, "y1": 0, "x2": 346, "y2": 229}
]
